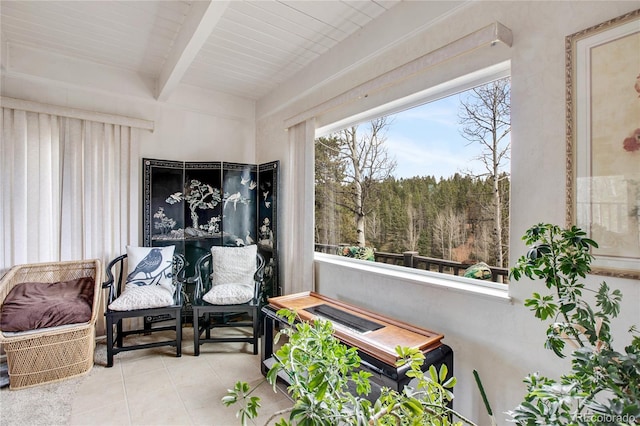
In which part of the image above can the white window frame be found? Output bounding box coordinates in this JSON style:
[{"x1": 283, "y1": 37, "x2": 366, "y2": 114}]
[{"x1": 313, "y1": 61, "x2": 512, "y2": 300}]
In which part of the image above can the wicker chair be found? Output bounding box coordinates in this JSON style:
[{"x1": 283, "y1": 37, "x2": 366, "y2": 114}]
[{"x1": 0, "y1": 259, "x2": 102, "y2": 390}]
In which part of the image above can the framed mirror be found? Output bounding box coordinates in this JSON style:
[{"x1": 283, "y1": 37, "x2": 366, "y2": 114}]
[{"x1": 565, "y1": 9, "x2": 640, "y2": 279}]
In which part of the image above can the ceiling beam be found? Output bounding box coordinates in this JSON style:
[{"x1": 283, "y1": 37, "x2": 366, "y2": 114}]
[
  {"x1": 156, "y1": 0, "x2": 230, "y2": 101},
  {"x1": 284, "y1": 21, "x2": 513, "y2": 128}
]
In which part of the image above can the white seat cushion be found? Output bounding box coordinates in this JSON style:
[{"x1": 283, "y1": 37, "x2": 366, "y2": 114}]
[
  {"x1": 108, "y1": 285, "x2": 175, "y2": 311},
  {"x1": 203, "y1": 283, "x2": 253, "y2": 305}
]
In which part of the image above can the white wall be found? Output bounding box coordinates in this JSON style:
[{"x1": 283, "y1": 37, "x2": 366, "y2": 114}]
[{"x1": 255, "y1": 1, "x2": 640, "y2": 424}]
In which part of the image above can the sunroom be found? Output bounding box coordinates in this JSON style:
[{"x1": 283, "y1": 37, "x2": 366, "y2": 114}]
[{"x1": 1, "y1": 1, "x2": 638, "y2": 425}]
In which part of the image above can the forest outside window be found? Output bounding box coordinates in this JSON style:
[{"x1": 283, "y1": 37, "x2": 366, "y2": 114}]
[{"x1": 314, "y1": 74, "x2": 511, "y2": 285}]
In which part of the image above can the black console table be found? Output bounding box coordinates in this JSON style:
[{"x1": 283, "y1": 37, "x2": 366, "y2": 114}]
[{"x1": 260, "y1": 292, "x2": 453, "y2": 393}]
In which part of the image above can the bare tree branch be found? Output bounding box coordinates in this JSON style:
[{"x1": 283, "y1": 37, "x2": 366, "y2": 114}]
[
  {"x1": 458, "y1": 77, "x2": 511, "y2": 267},
  {"x1": 327, "y1": 117, "x2": 397, "y2": 246}
]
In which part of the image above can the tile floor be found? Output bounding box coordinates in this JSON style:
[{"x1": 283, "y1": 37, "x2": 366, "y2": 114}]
[{"x1": 69, "y1": 326, "x2": 292, "y2": 426}]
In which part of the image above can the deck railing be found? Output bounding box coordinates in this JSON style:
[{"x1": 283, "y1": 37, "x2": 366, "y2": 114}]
[{"x1": 315, "y1": 244, "x2": 509, "y2": 284}]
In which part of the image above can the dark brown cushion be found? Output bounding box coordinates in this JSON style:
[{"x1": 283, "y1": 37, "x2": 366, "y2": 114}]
[{"x1": 0, "y1": 277, "x2": 94, "y2": 332}]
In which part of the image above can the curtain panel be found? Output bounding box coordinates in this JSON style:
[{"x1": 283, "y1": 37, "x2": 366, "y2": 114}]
[
  {"x1": 0, "y1": 107, "x2": 139, "y2": 274},
  {"x1": 283, "y1": 119, "x2": 316, "y2": 294}
]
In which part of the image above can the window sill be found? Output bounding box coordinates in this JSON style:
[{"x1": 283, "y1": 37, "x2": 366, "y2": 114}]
[{"x1": 314, "y1": 252, "x2": 512, "y2": 303}]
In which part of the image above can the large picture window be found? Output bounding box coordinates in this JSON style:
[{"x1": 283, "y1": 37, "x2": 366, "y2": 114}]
[{"x1": 314, "y1": 72, "x2": 511, "y2": 284}]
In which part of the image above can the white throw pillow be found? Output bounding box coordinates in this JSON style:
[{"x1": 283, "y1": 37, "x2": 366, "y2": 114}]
[
  {"x1": 202, "y1": 245, "x2": 257, "y2": 305},
  {"x1": 107, "y1": 245, "x2": 176, "y2": 311},
  {"x1": 210, "y1": 245, "x2": 257, "y2": 288}
]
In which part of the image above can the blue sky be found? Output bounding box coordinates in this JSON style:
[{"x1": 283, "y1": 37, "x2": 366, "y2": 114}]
[{"x1": 385, "y1": 94, "x2": 499, "y2": 180}]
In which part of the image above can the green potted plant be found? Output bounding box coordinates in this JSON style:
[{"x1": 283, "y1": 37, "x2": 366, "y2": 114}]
[
  {"x1": 223, "y1": 308, "x2": 476, "y2": 426},
  {"x1": 508, "y1": 223, "x2": 639, "y2": 425}
]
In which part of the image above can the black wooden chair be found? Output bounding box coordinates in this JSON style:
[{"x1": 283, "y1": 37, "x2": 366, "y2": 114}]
[
  {"x1": 103, "y1": 249, "x2": 185, "y2": 367},
  {"x1": 191, "y1": 245, "x2": 265, "y2": 355}
]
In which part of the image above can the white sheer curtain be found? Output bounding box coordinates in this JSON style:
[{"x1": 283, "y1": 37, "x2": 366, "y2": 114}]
[
  {"x1": 283, "y1": 119, "x2": 316, "y2": 294},
  {"x1": 0, "y1": 107, "x2": 139, "y2": 274}
]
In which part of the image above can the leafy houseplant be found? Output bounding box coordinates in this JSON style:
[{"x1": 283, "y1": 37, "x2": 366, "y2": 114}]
[
  {"x1": 508, "y1": 223, "x2": 640, "y2": 425},
  {"x1": 223, "y1": 309, "x2": 476, "y2": 426}
]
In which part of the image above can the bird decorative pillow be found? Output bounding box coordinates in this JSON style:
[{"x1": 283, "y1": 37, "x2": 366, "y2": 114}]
[
  {"x1": 108, "y1": 245, "x2": 176, "y2": 311},
  {"x1": 125, "y1": 246, "x2": 175, "y2": 292}
]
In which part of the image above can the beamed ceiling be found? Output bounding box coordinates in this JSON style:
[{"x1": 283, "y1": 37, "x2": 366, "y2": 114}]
[{"x1": 1, "y1": 1, "x2": 416, "y2": 101}]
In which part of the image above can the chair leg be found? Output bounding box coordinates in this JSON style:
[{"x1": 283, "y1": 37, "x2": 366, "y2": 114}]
[
  {"x1": 116, "y1": 319, "x2": 124, "y2": 348},
  {"x1": 252, "y1": 308, "x2": 259, "y2": 355},
  {"x1": 191, "y1": 307, "x2": 260, "y2": 355},
  {"x1": 205, "y1": 313, "x2": 211, "y2": 339},
  {"x1": 176, "y1": 310, "x2": 182, "y2": 358},
  {"x1": 106, "y1": 317, "x2": 115, "y2": 368},
  {"x1": 144, "y1": 318, "x2": 152, "y2": 335},
  {"x1": 193, "y1": 309, "x2": 200, "y2": 356}
]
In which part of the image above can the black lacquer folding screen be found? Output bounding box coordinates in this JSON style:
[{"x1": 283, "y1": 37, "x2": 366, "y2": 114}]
[
  {"x1": 257, "y1": 161, "x2": 279, "y2": 304},
  {"x1": 143, "y1": 158, "x2": 280, "y2": 308}
]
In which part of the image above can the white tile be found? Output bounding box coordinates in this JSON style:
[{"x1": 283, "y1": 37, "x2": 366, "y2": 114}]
[{"x1": 66, "y1": 329, "x2": 286, "y2": 425}]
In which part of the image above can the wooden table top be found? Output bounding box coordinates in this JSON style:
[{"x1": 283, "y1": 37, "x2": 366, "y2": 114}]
[{"x1": 267, "y1": 291, "x2": 444, "y2": 367}]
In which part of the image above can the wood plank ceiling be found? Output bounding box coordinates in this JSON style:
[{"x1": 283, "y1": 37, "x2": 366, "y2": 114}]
[{"x1": 0, "y1": 1, "x2": 400, "y2": 101}]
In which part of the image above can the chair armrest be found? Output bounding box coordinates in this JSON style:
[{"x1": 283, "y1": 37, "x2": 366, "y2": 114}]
[
  {"x1": 173, "y1": 280, "x2": 183, "y2": 305},
  {"x1": 172, "y1": 253, "x2": 186, "y2": 305},
  {"x1": 253, "y1": 253, "x2": 266, "y2": 303},
  {"x1": 192, "y1": 253, "x2": 212, "y2": 302},
  {"x1": 254, "y1": 253, "x2": 266, "y2": 282},
  {"x1": 103, "y1": 254, "x2": 127, "y2": 305},
  {"x1": 103, "y1": 253, "x2": 186, "y2": 306}
]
